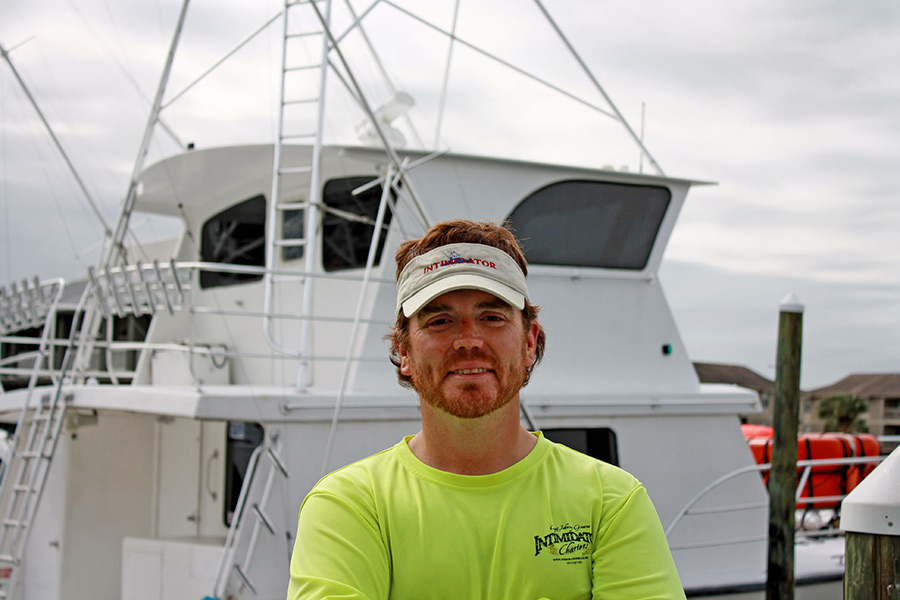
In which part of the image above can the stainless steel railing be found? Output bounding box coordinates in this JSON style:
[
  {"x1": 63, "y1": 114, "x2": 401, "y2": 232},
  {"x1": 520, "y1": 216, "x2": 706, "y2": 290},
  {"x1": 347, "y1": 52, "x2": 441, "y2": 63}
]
[{"x1": 665, "y1": 453, "x2": 887, "y2": 551}]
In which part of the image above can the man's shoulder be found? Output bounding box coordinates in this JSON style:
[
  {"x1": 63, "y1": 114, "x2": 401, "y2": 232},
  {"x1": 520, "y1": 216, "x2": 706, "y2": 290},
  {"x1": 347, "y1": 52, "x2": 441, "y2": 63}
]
[
  {"x1": 310, "y1": 442, "x2": 403, "y2": 497},
  {"x1": 542, "y1": 437, "x2": 642, "y2": 493}
]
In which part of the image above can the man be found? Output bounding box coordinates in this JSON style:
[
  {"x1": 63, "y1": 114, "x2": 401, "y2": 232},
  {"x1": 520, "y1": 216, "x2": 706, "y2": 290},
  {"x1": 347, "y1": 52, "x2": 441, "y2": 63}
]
[{"x1": 287, "y1": 220, "x2": 685, "y2": 599}]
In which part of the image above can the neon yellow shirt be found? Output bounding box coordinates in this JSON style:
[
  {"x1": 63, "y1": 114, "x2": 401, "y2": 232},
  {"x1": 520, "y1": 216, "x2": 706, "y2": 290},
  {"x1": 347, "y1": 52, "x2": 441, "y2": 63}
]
[{"x1": 288, "y1": 433, "x2": 685, "y2": 599}]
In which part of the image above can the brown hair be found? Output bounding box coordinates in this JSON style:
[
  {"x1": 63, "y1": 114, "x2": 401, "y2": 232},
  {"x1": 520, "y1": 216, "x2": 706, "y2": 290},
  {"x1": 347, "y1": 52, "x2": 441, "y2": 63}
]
[{"x1": 388, "y1": 220, "x2": 546, "y2": 387}]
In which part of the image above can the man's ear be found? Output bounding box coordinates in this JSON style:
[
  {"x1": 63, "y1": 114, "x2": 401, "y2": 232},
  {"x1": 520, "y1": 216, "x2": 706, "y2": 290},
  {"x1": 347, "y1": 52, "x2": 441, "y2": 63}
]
[
  {"x1": 525, "y1": 319, "x2": 540, "y2": 360},
  {"x1": 397, "y1": 342, "x2": 412, "y2": 376}
]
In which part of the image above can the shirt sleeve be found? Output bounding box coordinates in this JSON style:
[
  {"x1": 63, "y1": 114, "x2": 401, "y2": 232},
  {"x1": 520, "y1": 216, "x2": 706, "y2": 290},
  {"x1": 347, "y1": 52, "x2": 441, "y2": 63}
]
[
  {"x1": 591, "y1": 484, "x2": 686, "y2": 600},
  {"x1": 286, "y1": 488, "x2": 390, "y2": 600}
]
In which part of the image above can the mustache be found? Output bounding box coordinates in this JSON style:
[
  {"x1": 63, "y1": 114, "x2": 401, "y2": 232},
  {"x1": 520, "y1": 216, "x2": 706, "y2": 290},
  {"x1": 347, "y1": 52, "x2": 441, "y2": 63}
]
[{"x1": 446, "y1": 348, "x2": 496, "y2": 366}]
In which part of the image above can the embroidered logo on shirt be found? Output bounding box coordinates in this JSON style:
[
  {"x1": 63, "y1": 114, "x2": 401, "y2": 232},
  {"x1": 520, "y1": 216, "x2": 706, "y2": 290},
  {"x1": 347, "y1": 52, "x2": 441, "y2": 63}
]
[{"x1": 534, "y1": 523, "x2": 592, "y2": 564}]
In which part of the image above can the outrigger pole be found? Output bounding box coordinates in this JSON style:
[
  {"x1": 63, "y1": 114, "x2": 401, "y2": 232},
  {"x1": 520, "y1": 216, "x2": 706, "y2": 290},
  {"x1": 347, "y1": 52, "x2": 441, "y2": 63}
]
[
  {"x1": 533, "y1": 0, "x2": 666, "y2": 177},
  {"x1": 102, "y1": 0, "x2": 192, "y2": 268}
]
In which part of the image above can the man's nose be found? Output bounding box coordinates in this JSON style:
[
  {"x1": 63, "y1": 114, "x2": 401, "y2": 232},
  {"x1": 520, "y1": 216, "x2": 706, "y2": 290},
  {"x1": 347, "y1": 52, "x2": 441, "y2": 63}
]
[{"x1": 452, "y1": 319, "x2": 484, "y2": 351}]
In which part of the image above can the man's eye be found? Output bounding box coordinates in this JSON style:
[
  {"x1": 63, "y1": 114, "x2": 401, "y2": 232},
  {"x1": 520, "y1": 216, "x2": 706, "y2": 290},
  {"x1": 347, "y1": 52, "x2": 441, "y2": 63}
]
[{"x1": 427, "y1": 317, "x2": 451, "y2": 327}]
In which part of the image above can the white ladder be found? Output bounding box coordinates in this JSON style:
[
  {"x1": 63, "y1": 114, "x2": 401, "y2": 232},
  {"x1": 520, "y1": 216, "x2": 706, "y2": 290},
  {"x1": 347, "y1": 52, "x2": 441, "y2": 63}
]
[
  {"x1": 262, "y1": 0, "x2": 333, "y2": 391},
  {"x1": 0, "y1": 279, "x2": 70, "y2": 599},
  {"x1": 0, "y1": 391, "x2": 69, "y2": 586}
]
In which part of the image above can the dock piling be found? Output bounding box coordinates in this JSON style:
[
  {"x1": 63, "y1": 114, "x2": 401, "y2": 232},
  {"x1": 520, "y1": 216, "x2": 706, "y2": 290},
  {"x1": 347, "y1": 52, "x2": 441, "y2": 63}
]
[
  {"x1": 842, "y1": 446, "x2": 900, "y2": 600},
  {"x1": 766, "y1": 293, "x2": 804, "y2": 600}
]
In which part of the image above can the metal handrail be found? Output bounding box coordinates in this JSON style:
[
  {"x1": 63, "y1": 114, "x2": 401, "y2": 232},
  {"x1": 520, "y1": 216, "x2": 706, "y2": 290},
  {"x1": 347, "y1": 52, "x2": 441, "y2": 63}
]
[
  {"x1": 212, "y1": 443, "x2": 264, "y2": 598},
  {"x1": 665, "y1": 454, "x2": 886, "y2": 549},
  {"x1": 0, "y1": 278, "x2": 63, "y2": 335},
  {"x1": 0, "y1": 280, "x2": 66, "y2": 396},
  {"x1": 89, "y1": 260, "x2": 392, "y2": 316},
  {"x1": 0, "y1": 338, "x2": 387, "y2": 389},
  {"x1": 1, "y1": 260, "x2": 396, "y2": 389},
  {"x1": 211, "y1": 433, "x2": 290, "y2": 599}
]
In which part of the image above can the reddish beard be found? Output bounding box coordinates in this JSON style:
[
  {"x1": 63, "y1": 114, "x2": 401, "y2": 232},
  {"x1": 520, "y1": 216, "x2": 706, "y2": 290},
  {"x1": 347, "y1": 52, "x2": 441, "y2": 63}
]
[{"x1": 408, "y1": 348, "x2": 530, "y2": 419}]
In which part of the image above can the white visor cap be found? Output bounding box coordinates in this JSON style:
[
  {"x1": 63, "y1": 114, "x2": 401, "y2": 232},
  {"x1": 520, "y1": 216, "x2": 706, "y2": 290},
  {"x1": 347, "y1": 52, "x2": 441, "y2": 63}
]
[{"x1": 396, "y1": 242, "x2": 529, "y2": 317}]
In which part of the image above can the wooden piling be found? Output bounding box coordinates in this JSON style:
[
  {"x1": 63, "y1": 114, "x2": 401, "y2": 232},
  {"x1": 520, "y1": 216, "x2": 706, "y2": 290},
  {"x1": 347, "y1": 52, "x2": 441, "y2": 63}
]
[
  {"x1": 844, "y1": 532, "x2": 900, "y2": 600},
  {"x1": 766, "y1": 294, "x2": 804, "y2": 600},
  {"x1": 842, "y1": 445, "x2": 900, "y2": 599}
]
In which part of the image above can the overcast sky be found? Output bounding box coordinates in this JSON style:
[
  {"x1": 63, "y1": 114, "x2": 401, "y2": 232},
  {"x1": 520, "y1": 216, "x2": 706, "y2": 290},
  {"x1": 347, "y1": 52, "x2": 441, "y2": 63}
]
[{"x1": 2, "y1": 0, "x2": 898, "y2": 389}]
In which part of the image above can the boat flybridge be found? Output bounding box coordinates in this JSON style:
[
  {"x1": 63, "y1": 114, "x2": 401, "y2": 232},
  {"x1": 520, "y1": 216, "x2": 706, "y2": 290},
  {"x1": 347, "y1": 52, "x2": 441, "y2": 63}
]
[{"x1": 0, "y1": 2, "x2": 844, "y2": 599}]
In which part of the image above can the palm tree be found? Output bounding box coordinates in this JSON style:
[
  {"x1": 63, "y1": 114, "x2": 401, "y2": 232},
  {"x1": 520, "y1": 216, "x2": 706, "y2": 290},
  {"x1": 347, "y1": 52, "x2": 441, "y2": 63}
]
[{"x1": 816, "y1": 393, "x2": 868, "y2": 433}]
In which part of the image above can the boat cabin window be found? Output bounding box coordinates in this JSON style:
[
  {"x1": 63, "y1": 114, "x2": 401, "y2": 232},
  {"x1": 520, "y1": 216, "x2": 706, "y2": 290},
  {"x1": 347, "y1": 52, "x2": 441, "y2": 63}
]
[
  {"x1": 321, "y1": 177, "x2": 395, "y2": 272},
  {"x1": 506, "y1": 180, "x2": 670, "y2": 270},
  {"x1": 200, "y1": 195, "x2": 266, "y2": 289},
  {"x1": 224, "y1": 421, "x2": 265, "y2": 526},
  {"x1": 542, "y1": 427, "x2": 619, "y2": 466}
]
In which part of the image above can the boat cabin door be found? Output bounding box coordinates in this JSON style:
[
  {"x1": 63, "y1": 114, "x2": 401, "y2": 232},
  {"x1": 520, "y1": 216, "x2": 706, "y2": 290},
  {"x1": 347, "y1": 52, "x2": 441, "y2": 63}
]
[{"x1": 155, "y1": 417, "x2": 227, "y2": 539}]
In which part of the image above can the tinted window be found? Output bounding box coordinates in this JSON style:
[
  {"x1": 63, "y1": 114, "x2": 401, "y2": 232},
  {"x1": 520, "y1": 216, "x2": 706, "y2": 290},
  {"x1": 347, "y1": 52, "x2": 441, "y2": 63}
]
[
  {"x1": 507, "y1": 181, "x2": 670, "y2": 270},
  {"x1": 542, "y1": 428, "x2": 619, "y2": 465},
  {"x1": 200, "y1": 195, "x2": 266, "y2": 289},
  {"x1": 322, "y1": 177, "x2": 394, "y2": 272}
]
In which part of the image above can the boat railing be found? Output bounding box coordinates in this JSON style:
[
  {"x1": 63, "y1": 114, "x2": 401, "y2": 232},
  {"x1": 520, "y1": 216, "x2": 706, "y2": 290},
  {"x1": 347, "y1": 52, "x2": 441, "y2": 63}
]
[
  {"x1": 0, "y1": 262, "x2": 393, "y2": 389},
  {"x1": 664, "y1": 453, "x2": 887, "y2": 551},
  {"x1": 86, "y1": 259, "x2": 189, "y2": 318},
  {"x1": 87, "y1": 260, "x2": 392, "y2": 316},
  {"x1": 0, "y1": 277, "x2": 64, "y2": 335},
  {"x1": 0, "y1": 278, "x2": 67, "y2": 394}
]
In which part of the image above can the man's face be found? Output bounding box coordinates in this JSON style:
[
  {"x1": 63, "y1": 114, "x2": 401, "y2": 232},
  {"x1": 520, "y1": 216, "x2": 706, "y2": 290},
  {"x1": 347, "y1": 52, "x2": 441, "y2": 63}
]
[{"x1": 398, "y1": 289, "x2": 539, "y2": 419}]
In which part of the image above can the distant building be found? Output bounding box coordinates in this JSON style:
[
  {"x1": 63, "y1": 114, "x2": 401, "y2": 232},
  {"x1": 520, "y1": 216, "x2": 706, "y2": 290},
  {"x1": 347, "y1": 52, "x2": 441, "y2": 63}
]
[
  {"x1": 694, "y1": 365, "x2": 900, "y2": 453},
  {"x1": 693, "y1": 362, "x2": 774, "y2": 425},
  {"x1": 805, "y1": 373, "x2": 900, "y2": 439}
]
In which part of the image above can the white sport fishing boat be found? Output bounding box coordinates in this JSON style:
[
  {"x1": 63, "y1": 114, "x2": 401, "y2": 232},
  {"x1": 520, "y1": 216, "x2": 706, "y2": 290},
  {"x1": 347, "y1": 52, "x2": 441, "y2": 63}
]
[{"x1": 0, "y1": 2, "x2": 850, "y2": 598}]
